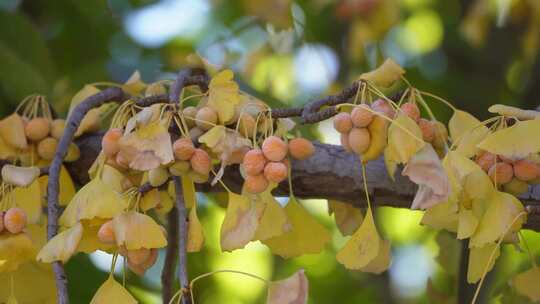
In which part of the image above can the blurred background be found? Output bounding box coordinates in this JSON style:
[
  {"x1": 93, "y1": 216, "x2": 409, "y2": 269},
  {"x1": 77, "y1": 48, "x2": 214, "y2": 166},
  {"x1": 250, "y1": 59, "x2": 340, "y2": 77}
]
[{"x1": 0, "y1": 0, "x2": 539, "y2": 303}]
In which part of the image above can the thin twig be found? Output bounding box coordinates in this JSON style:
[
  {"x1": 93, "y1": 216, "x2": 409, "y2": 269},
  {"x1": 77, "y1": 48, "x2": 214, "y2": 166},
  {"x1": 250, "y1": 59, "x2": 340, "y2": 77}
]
[
  {"x1": 162, "y1": 207, "x2": 179, "y2": 304},
  {"x1": 46, "y1": 87, "x2": 128, "y2": 304},
  {"x1": 173, "y1": 176, "x2": 190, "y2": 304},
  {"x1": 301, "y1": 81, "x2": 360, "y2": 123}
]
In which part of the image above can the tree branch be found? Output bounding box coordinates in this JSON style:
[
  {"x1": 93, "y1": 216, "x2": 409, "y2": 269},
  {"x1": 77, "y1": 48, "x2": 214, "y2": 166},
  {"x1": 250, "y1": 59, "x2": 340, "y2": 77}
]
[
  {"x1": 173, "y1": 177, "x2": 190, "y2": 304},
  {"x1": 162, "y1": 207, "x2": 179, "y2": 304}
]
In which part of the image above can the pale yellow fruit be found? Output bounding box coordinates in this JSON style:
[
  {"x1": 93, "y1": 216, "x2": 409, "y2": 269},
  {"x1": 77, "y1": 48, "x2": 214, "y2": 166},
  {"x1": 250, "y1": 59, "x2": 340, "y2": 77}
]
[
  {"x1": 348, "y1": 128, "x2": 371, "y2": 155},
  {"x1": 37, "y1": 137, "x2": 58, "y2": 160},
  {"x1": 25, "y1": 117, "x2": 51, "y2": 142},
  {"x1": 195, "y1": 107, "x2": 218, "y2": 131},
  {"x1": 351, "y1": 104, "x2": 374, "y2": 128}
]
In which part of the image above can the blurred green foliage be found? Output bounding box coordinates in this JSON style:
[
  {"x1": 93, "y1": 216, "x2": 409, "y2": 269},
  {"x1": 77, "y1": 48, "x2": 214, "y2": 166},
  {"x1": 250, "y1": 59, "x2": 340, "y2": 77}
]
[{"x1": 1, "y1": 0, "x2": 540, "y2": 303}]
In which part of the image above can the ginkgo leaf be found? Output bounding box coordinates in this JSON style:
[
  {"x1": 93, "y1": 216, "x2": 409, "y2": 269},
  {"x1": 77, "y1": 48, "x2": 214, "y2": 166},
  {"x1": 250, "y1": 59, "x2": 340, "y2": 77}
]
[
  {"x1": 328, "y1": 200, "x2": 363, "y2": 236},
  {"x1": 90, "y1": 276, "x2": 137, "y2": 304},
  {"x1": 221, "y1": 192, "x2": 265, "y2": 251},
  {"x1": 199, "y1": 125, "x2": 226, "y2": 149},
  {"x1": 449, "y1": 110, "x2": 489, "y2": 158},
  {"x1": 0, "y1": 113, "x2": 28, "y2": 149},
  {"x1": 113, "y1": 211, "x2": 167, "y2": 250},
  {"x1": 435, "y1": 231, "x2": 461, "y2": 276},
  {"x1": 385, "y1": 113, "x2": 425, "y2": 165},
  {"x1": 0, "y1": 262, "x2": 56, "y2": 304},
  {"x1": 488, "y1": 104, "x2": 540, "y2": 120},
  {"x1": 0, "y1": 135, "x2": 16, "y2": 160},
  {"x1": 512, "y1": 266, "x2": 540, "y2": 302},
  {"x1": 140, "y1": 188, "x2": 160, "y2": 211},
  {"x1": 264, "y1": 198, "x2": 330, "y2": 258},
  {"x1": 457, "y1": 209, "x2": 478, "y2": 239},
  {"x1": 359, "y1": 58, "x2": 405, "y2": 88},
  {"x1": 467, "y1": 243, "x2": 500, "y2": 283},
  {"x1": 77, "y1": 224, "x2": 114, "y2": 254},
  {"x1": 67, "y1": 85, "x2": 100, "y2": 119},
  {"x1": 1, "y1": 165, "x2": 40, "y2": 188},
  {"x1": 37, "y1": 222, "x2": 83, "y2": 263},
  {"x1": 477, "y1": 119, "x2": 540, "y2": 159},
  {"x1": 208, "y1": 69, "x2": 240, "y2": 124},
  {"x1": 182, "y1": 177, "x2": 196, "y2": 209},
  {"x1": 59, "y1": 178, "x2": 129, "y2": 227},
  {"x1": 336, "y1": 207, "x2": 380, "y2": 269},
  {"x1": 384, "y1": 147, "x2": 398, "y2": 180},
  {"x1": 100, "y1": 165, "x2": 130, "y2": 193},
  {"x1": 254, "y1": 189, "x2": 291, "y2": 241},
  {"x1": 267, "y1": 269, "x2": 308, "y2": 304},
  {"x1": 421, "y1": 198, "x2": 458, "y2": 232},
  {"x1": 360, "y1": 239, "x2": 392, "y2": 274},
  {"x1": 187, "y1": 201, "x2": 204, "y2": 253},
  {"x1": 470, "y1": 191, "x2": 524, "y2": 248},
  {"x1": 1, "y1": 179, "x2": 42, "y2": 224},
  {"x1": 0, "y1": 233, "x2": 35, "y2": 272},
  {"x1": 402, "y1": 144, "x2": 449, "y2": 210},
  {"x1": 122, "y1": 70, "x2": 146, "y2": 96}
]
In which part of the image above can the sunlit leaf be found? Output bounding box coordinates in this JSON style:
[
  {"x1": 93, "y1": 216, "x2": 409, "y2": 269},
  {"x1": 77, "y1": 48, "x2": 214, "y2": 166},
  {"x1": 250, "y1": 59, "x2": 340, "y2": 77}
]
[
  {"x1": 0, "y1": 262, "x2": 56, "y2": 303},
  {"x1": 267, "y1": 269, "x2": 308, "y2": 304},
  {"x1": 90, "y1": 276, "x2": 137, "y2": 304},
  {"x1": 467, "y1": 243, "x2": 500, "y2": 283},
  {"x1": 208, "y1": 69, "x2": 240, "y2": 124},
  {"x1": 359, "y1": 58, "x2": 405, "y2": 87},
  {"x1": 220, "y1": 192, "x2": 265, "y2": 251},
  {"x1": 457, "y1": 209, "x2": 478, "y2": 239},
  {"x1": 512, "y1": 266, "x2": 540, "y2": 302},
  {"x1": 254, "y1": 189, "x2": 291, "y2": 241},
  {"x1": 360, "y1": 239, "x2": 392, "y2": 274},
  {"x1": 385, "y1": 113, "x2": 425, "y2": 165},
  {"x1": 37, "y1": 222, "x2": 83, "y2": 263},
  {"x1": 112, "y1": 211, "x2": 167, "y2": 250},
  {"x1": 477, "y1": 120, "x2": 540, "y2": 159},
  {"x1": 449, "y1": 110, "x2": 489, "y2": 158},
  {"x1": 187, "y1": 200, "x2": 204, "y2": 253}
]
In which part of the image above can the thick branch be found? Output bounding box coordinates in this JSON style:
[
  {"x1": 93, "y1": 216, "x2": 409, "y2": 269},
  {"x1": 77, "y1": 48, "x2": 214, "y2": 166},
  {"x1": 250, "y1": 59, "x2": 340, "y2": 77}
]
[
  {"x1": 162, "y1": 207, "x2": 179, "y2": 304},
  {"x1": 173, "y1": 177, "x2": 190, "y2": 304}
]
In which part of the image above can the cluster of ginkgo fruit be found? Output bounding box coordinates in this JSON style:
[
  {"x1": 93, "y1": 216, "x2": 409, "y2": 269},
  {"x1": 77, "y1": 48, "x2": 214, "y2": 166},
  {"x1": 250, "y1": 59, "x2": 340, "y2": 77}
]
[
  {"x1": 0, "y1": 207, "x2": 27, "y2": 235},
  {"x1": 241, "y1": 136, "x2": 314, "y2": 194},
  {"x1": 475, "y1": 150, "x2": 540, "y2": 195}
]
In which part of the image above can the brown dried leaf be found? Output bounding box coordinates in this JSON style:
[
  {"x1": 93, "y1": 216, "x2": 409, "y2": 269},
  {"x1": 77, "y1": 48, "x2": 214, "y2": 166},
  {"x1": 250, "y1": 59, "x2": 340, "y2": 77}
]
[{"x1": 267, "y1": 270, "x2": 308, "y2": 304}]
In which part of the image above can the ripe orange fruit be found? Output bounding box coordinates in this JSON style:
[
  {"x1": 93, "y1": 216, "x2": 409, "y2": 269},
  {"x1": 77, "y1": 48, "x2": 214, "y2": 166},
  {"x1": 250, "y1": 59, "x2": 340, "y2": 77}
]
[
  {"x1": 476, "y1": 152, "x2": 497, "y2": 172},
  {"x1": 195, "y1": 107, "x2": 218, "y2": 130},
  {"x1": 243, "y1": 149, "x2": 267, "y2": 175},
  {"x1": 173, "y1": 137, "x2": 195, "y2": 161},
  {"x1": 238, "y1": 114, "x2": 256, "y2": 138},
  {"x1": 97, "y1": 220, "x2": 115, "y2": 244},
  {"x1": 102, "y1": 128, "x2": 123, "y2": 158},
  {"x1": 488, "y1": 162, "x2": 514, "y2": 185},
  {"x1": 128, "y1": 248, "x2": 151, "y2": 265},
  {"x1": 25, "y1": 117, "x2": 50, "y2": 141},
  {"x1": 4, "y1": 207, "x2": 27, "y2": 234},
  {"x1": 340, "y1": 133, "x2": 352, "y2": 153},
  {"x1": 190, "y1": 148, "x2": 212, "y2": 175},
  {"x1": 513, "y1": 159, "x2": 540, "y2": 182},
  {"x1": 333, "y1": 112, "x2": 353, "y2": 133},
  {"x1": 351, "y1": 104, "x2": 374, "y2": 128},
  {"x1": 244, "y1": 174, "x2": 269, "y2": 194},
  {"x1": 262, "y1": 136, "x2": 288, "y2": 162},
  {"x1": 371, "y1": 99, "x2": 395, "y2": 118},
  {"x1": 348, "y1": 128, "x2": 371, "y2": 154},
  {"x1": 50, "y1": 119, "x2": 66, "y2": 140},
  {"x1": 37, "y1": 137, "x2": 58, "y2": 160},
  {"x1": 139, "y1": 248, "x2": 158, "y2": 269},
  {"x1": 288, "y1": 138, "x2": 315, "y2": 160},
  {"x1": 264, "y1": 161, "x2": 288, "y2": 183},
  {"x1": 418, "y1": 118, "x2": 435, "y2": 142},
  {"x1": 400, "y1": 102, "x2": 420, "y2": 122}
]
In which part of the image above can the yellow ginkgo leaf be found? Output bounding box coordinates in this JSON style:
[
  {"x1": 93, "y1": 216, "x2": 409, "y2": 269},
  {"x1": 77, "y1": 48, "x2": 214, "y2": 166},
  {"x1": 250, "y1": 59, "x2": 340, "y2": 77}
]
[
  {"x1": 467, "y1": 243, "x2": 500, "y2": 283},
  {"x1": 385, "y1": 113, "x2": 425, "y2": 165},
  {"x1": 421, "y1": 198, "x2": 459, "y2": 232},
  {"x1": 68, "y1": 85, "x2": 100, "y2": 119},
  {"x1": 187, "y1": 201, "x2": 204, "y2": 253},
  {"x1": 477, "y1": 119, "x2": 540, "y2": 159},
  {"x1": 254, "y1": 189, "x2": 290, "y2": 241},
  {"x1": 75, "y1": 108, "x2": 102, "y2": 137},
  {"x1": 384, "y1": 147, "x2": 398, "y2": 180},
  {"x1": 0, "y1": 262, "x2": 56, "y2": 304},
  {"x1": 470, "y1": 191, "x2": 524, "y2": 248},
  {"x1": 266, "y1": 269, "x2": 309, "y2": 304},
  {"x1": 448, "y1": 110, "x2": 490, "y2": 158},
  {"x1": 198, "y1": 125, "x2": 226, "y2": 149},
  {"x1": 264, "y1": 198, "x2": 330, "y2": 258},
  {"x1": 220, "y1": 192, "x2": 265, "y2": 251},
  {"x1": 360, "y1": 239, "x2": 392, "y2": 274},
  {"x1": 155, "y1": 190, "x2": 173, "y2": 215},
  {"x1": 359, "y1": 58, "x2": 405, "y2": 88},
  {"x1": 113, "y1": 211, "x2": 167, "y2": 250},
  {"x1": 0, "y1": 135, "x2": 16, "y2": 160},
  {"x1": 77, "y1": 223, "x2": 114, "y2": 254},
  {"x1": 328, "y1": 200, "x2": 363, "y2": 236},
  {"x1": 1, "y1": 179, "x2": 42, "y2": 224},
  {"x1": 0, "y1": 113, "x2": 28, "y2": 149},
  {"x1": 100, "y1": 165, "x2": 130, "y2": 193},
  {"x1": 0, "y1": 233, "x2": 35, "y2": 272},
  {"x1": 208, "y1": 69, "x2": 240, "y2": 124},
  {"x1": 37, "y1": 222, "x2": 83, "y2": 263},
  {"x1": 488, "y1": 104, "x2": 540, "y2": 120},
  {"x1": 59, "y1": 178, "x2": 129, "y2": 227},
  {"x1": 140, "y1": 188, "x2": 160, "y2": 212},
  {"x1": 512, "y1": 266, "x2": 540, "y2": 302},
  {"x1": 182, "y1": 177, "x2": 196, "y2": 209},
  {"x1": 336, "y1": 207, "x2": 380, "y2": 269},
  {"x1": 90, "y1": 276, "x2": 137, "y2": 304},
  {"x1": 122, "y1": 70, "x2": 147, "y2": 96},
  {"x1": 457, "y1": 209, "x2": 478, "y2": 239}
]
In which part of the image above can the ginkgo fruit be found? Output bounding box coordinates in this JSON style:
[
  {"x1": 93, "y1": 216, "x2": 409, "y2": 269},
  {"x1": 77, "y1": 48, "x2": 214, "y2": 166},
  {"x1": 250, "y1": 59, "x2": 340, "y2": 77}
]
[
  {"x1": 97, "y1": 221, "x2": 115, "y2": 244},
  {"x1": 37, "y1": 137, "x2": 58, "y2": 160},
  {"x1": 173, "y1": 137, "x2": 195, "y2": 161},
  {"x1": 503, "y1": 178, "x2": 529, "y2": 196},
  {"x1": 513, "y1": 159, "x2": 540, "y2": 182},
  {"x1": 25, "y1": 117, "x2": 50, "y2": 141},
  {"x1": 127, "y1": 248, "x2": 151, "y2": 265},
  {"x1": 264, "y1": 162, "x2": 288, "y2": 183},
  {"x1": 488, "y1": 162, "x2": 514, "y2": 184},
  {"x1": 190, "y1": 148, "x2": 212, "y2": 175},
  {"x1": 340, "y1": 133, "x2": 352, "y2": 152},
  {"x1": 351, "y1": 104, "x2": 374, "y2": 128},
  {"x1": 182, "y1": 106, "x2": 197, "y2": 128},
  {"x1": 348, "y1": 127, "x2": 371, "y2": 154},
  {"x1": 195, "y1": 106, "x2": 218, "y2": 131},
  {"x1": 262, "y1": 136, "x2": 288, "y2": 161},
  {"x1": 333, "y1": 112, "x2": 353, "y2": 133},
  {"x1": 50, "y1": 119, "x2": 66, "y2": 140},
  {"x1": 371, "y1": 99, "x2": 395, "y2": 118},
  {"x1": 188, "y1": 171, "x2": 209, "y2": 184},
  {"x1": 418, "y1": 118, "x2": 435, "y2": 142},
  {"x1": 432, "y1": 121, "x2": 448, "y2": 149},
  {"x1": 244, "y1": 174, "x2": 269, "y2": 194},
  {"x1": 102, "y1": 128, "x2": 123, "y2": 157},
  {"x1": 400, "y1": 102, "x2": 420, "y2": 122},
  {"x1": 243, "y1": 148, "x2": 267, "y2": 175},
  {"x1": 149, "y1": 167, "x2": 169, "y2": 187},
  {"x1": 476, "y1": 151, "x2": 497, "y2": 172},
  {"x1": 4, "y1": 207, "x2": 27, "y2": 234},
  {"x1": 288, "y1": 138, "x2": 315, "y2": 160},
  {"x1": 237, "y1": 114, "x2": 256, "y2": 138}
]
